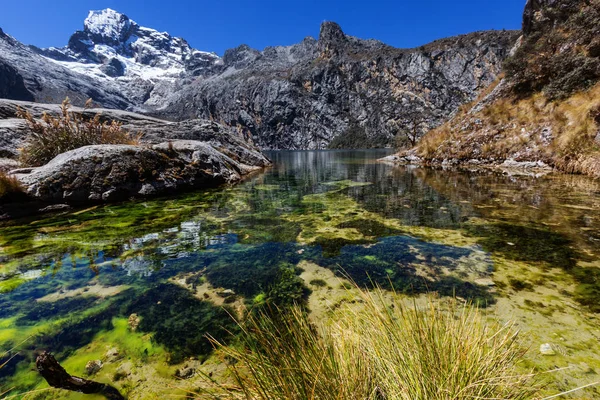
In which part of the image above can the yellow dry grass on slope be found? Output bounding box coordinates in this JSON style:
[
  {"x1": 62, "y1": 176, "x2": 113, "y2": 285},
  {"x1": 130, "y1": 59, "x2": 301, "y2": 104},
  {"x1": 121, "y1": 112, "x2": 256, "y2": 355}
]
[{"x1": 417, "y1": 82, "x2": 600, "y2": 176}]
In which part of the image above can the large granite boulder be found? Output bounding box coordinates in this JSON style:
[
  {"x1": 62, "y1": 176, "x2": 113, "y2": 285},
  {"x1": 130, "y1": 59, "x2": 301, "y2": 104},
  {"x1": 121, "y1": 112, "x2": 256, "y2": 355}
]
[{"x1": 17, "y1": 140, "x2": 268, "y2": 203}]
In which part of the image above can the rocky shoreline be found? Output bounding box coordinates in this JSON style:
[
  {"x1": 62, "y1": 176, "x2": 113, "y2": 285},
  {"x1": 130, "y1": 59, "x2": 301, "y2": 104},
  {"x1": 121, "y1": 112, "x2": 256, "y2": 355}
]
[
  {"x1": 0, "y1": 99, "x2": 271, "y2": 219},
  {"x1": 380, "y1": 152, "x2": 555, "y2": 178}
]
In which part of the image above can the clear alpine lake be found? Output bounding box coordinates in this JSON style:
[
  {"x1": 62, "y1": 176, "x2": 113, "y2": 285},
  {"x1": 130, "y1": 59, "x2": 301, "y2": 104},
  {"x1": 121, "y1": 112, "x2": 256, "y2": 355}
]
[{"x1": 1, "y1": 149, "x2": 600, "y2": 398}]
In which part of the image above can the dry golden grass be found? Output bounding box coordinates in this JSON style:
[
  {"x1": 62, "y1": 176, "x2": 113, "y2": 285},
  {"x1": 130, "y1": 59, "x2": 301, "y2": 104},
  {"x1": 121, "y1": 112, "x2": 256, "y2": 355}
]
[
  {"x1": 0, "y1": 171, "x2": 24, "y2": 200},
  {"x1": 201, "y1": 287, "x2": 540, "y2": 400},
  {"x1": 416, "y1": 82, "x2": 600, "y2": 176},
  {"x1": 17, "y1": 97, "x2": 142, "y2": 167}
]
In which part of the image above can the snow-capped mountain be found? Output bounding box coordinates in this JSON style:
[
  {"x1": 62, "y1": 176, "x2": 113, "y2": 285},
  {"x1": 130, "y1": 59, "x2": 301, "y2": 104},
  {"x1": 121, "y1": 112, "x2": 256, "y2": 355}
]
[
  {"x1": 39, "y1": 9, "x2": 222, "y2": 80},
  {"x1": 0, "y1": 8, "x2": 519, "y2": 149}
]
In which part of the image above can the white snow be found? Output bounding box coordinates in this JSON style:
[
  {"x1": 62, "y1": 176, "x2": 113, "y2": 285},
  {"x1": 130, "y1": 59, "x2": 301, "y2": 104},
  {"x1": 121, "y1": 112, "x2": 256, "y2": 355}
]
[
  {"x1": 43, "y1": 8, "x2": 222, "y2": 90},
  {"x1": 85, "y1": 8, "x2": 132, "y2": 41}
]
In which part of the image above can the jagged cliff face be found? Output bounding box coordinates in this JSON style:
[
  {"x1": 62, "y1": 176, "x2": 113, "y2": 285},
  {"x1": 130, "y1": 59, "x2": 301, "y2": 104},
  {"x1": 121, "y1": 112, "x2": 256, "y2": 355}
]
[
  {"x1": 403, "y1": 0, "x2": 600, "y2": 177},
  {"x1": 507, "y1": 0, "x2": 599, "y2": 98},
  {"x1": 158, "y1": 24, "x2": 519, "y2": 149},
  {"x1": 0, "y1": 9, "x2": 519, "y2": 149}
]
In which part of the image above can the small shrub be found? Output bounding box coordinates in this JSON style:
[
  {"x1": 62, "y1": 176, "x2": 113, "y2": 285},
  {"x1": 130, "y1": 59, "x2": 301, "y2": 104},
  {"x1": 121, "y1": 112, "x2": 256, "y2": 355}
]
[{"x1": 17, "y1": 97, "x2": 142, "y2": 167}]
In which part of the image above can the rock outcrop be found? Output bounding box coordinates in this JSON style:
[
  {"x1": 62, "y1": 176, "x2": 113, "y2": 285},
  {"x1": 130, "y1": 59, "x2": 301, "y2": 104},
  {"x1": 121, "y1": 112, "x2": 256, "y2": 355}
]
[
  {"x1": 17, "y1": 140, "x2": 265, "y2": 203},
  {"x1": 0, "y1": 99, "x2": 269, "y2": 168},
  {"x1": 0, "y1": 59, "x2": 34, "y2": 102},
  {"x1": 157, "y1": 27, "x2": 519, "y2": 149},
  {"x1": 0, "y1": 99, "x2": 270, "y2": 206},
  {"x1": 386, "y1": 0, "x2": 600, "y2": 178}
]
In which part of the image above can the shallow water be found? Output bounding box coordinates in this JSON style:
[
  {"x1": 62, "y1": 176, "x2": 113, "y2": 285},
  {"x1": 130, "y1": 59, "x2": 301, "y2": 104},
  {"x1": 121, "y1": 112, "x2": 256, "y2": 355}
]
[{"x1": 1, "y1": 149, "x2": 600, "y2": 398}]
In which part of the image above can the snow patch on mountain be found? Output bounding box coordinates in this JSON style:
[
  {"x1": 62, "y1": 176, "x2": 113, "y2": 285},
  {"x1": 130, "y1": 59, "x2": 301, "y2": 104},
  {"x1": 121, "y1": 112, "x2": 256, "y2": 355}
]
[
  {"x1": 40, "y1": 8, "x2": 222, "y2": 82},
  {"x1": 84, "y1": 8, "x2": 132, "y2": 44}
]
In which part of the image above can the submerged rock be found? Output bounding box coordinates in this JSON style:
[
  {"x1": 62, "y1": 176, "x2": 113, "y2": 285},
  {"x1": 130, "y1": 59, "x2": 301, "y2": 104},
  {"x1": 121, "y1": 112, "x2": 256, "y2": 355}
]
[
  {"x1": 175, "y1": 366, "x2": 196, "y2": 379},
  {"x1": 105, "y1": 348, "x2": 120, "y2": 363},
  {"x1": 127, "y1": 313, "x2": 141, "y2": 332},
  {"x1": 85, "y1": 359, "x2": 103, "y2": 375},
  {"x1": 540, "y1": 343, "x2": 556, "y2": 356}
]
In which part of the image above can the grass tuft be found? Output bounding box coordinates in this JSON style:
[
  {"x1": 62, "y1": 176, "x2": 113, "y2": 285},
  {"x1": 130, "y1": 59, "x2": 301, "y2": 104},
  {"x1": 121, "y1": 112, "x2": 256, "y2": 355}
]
[
  {"x1": 17, "y1": 97, "x2": 142, "y2": 167},
  {"x1": 0, "y1": 171, "x2": 24, "y2": 201},
  {"x1": 205, "y1": 285, "x2": 539, "y2": 400}
]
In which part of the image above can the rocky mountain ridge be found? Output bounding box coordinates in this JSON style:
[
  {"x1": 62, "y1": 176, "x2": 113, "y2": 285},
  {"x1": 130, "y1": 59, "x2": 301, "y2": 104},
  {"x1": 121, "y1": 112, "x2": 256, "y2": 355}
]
[
  {"x1": 0, "y1": 9, "x2": 520, "y2": 149},
  {"x1": 161, "y1": 24, "x2": 518, "y2": 149},
  {"x1": 386, "y1": 0, "x2": 600, "y2": 178}
]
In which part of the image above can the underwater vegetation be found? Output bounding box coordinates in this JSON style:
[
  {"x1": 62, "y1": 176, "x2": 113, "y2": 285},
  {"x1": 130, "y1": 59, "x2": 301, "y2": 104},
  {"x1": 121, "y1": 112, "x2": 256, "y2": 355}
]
[
  {"x1": 466, "y1": 222, "x2": 580, "y2": 269},
  {"x1": 127, "y1": 283, "x2": 238, "y2": 364},
  {"x1": 318, "y1": 236, "x2": 495, "y2": 306},
  {"x1": 1, "y1": 150, "x2": 600, "y2": 398}
]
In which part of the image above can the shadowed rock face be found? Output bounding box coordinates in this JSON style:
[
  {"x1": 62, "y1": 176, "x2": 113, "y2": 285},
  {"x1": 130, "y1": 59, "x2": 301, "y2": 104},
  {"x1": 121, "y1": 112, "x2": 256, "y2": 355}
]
[{"x1": 0, "y1": 60, "x2": 34, "y2": 102}]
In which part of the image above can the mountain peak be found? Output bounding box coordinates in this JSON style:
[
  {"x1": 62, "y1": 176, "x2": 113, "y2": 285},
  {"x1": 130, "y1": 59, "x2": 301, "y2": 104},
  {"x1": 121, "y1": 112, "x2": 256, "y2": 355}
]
[
  {"x1": 318, "y1": 21, "x2": 347, "y2": 57},
  {"x1": 84, "y1": 8, "x2": 135, "y2": 45},
  {"x1": 319, "y1": 21, "x2": 346, "y2": 43}
]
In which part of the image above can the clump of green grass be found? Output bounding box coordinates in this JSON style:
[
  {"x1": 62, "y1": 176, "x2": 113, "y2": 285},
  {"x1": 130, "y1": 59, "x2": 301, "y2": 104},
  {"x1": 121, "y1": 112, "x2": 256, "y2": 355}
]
[
  {"x1": 208, "y1": 305, "x2": 376, "y2": 399},
  {"x1": 355, "y1": 290, "x2": 535, "y2": 400},
  {"x1": 17, "y1": 97, "x2": 141, "y2": 167},
  {"x1": 205, "y1": 286, "x2": 540, "y2": 400}
]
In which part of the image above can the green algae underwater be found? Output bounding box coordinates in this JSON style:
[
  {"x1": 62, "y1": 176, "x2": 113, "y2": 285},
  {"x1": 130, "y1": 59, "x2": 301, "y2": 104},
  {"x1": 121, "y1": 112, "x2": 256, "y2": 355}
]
[{"x1": 1, "y1": 149, "x2": 600, "y2": 399}]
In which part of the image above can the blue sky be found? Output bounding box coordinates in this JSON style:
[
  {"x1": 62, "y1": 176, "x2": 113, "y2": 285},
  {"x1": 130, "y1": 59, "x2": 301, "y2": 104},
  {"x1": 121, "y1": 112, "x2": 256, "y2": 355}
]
[{"x1": 1, "y1": 0, "x2": 525, "y2": 55}]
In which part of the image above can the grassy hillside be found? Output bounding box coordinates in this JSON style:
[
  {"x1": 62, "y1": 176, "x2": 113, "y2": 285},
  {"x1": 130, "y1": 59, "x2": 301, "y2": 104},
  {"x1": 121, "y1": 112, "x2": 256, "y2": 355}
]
[{"x1": 409, "y1": 0, "x2": 600, "y2": 176}]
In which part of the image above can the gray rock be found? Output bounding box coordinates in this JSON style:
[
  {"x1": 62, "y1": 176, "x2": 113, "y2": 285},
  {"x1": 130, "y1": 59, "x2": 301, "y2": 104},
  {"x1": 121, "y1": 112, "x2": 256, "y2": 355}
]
[
  {"x1": 18, "y1": 140, "x2": 268, "y2": 203},
  {"x1": 38, "y1": 204, "x2": 72, "y2": 213},
  {"x1": 105, "y1": 348, "x2": 120, "y2": 363},
  {"x1": 175, "y1": 367, "x2": 196, "y2": 379},
  {"x1": 85, "y1": 360, "x2": 103, "y2": 375},
  {"x1": 0, "y1": 119, "x2": 28, "y2": 158},
  {"x1": 216, "y1": 289, "x2": 236, "y2": 298},
  {"x1": 0, "y1": 158, "x2": 19, "y2": 172},
  {"x1": 0, "y1": 59, "x2": 34, "y2": 101},
  {"x1": 540, "y1": 343, "x2": 556, "y2": 356}
]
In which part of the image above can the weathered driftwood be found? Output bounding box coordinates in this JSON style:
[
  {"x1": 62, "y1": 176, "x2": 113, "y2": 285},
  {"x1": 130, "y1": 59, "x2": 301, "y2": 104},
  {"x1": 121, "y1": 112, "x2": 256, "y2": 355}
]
[{"x1": 35, "y1": 351, "x2": 124, "y2": 400}]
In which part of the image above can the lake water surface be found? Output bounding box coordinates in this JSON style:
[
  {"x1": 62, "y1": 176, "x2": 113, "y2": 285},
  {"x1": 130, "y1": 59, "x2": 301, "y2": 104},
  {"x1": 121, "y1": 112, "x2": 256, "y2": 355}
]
[{"x1": 1, "y1": 149, "x2": 600, "y2": 398}]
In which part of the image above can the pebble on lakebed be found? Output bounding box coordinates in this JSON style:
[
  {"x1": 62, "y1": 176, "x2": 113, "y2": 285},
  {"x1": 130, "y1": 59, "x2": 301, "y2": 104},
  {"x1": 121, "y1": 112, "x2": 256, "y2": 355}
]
[{"x1": 540, "y1": 343, "x2": 557, "y2": 356}]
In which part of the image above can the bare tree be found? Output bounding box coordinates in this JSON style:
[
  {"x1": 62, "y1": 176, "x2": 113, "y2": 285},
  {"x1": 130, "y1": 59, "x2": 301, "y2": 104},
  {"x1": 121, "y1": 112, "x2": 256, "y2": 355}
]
[{"x1": 393, "y1": 110, "x2": 430, "y2": 150}]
